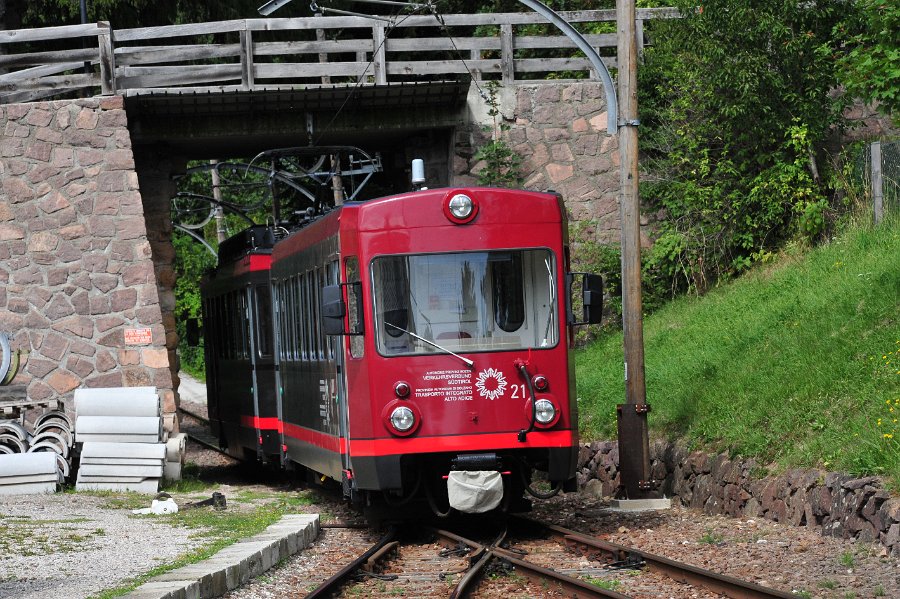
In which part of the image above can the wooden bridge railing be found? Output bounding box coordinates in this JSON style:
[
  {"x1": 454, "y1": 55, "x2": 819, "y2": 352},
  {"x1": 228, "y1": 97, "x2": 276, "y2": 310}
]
[{"x1": 0, "y1": 9, "x2": 679, "y2": 104}]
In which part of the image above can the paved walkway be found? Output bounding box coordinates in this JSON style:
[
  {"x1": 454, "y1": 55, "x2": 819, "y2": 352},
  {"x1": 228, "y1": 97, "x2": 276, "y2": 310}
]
[{"x1": 178, "y1": 373, "x2": 208, "y2": 405}]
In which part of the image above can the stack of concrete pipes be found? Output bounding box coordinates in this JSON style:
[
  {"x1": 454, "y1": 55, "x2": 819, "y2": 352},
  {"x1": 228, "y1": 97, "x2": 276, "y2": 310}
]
[
  {"x1": 74, "y1": 387, "x2": 184, "y2": 493},
  {"x1": 0, "y1": 411, "x2": 74, "y2": 494}
]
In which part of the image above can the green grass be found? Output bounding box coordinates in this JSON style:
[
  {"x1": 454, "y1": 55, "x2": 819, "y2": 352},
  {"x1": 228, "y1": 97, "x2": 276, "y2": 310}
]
[
  {"x1": 88, "y1": 491, "x2": 315, "y2": 599},
  {"x1": 576, "y1": 219, "x2": 900, "y2": 484},
  {"x1": 160, "y1": 462, "x2": 212, "y2": 494},
  {"x1": 698, "y1": 529, "x2": 725, "y2": 545},
  {"x1": 584, "y1": 577, "x2": 622, "y2": 591}
]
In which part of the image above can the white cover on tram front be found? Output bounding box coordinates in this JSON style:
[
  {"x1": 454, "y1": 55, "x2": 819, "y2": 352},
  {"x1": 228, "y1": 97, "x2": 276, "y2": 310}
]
[{"x1": 447, "y1": 470, "x2": 503, "y2": 513}]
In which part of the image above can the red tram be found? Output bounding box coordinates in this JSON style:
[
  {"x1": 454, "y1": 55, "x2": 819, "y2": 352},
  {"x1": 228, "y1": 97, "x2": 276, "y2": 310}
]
[
  {"x1": 201, "y1": 226, "x2": 280, "y2": 462},
  {"x1": 202, "y1": 187, "x2": 602, "y2": 516}
]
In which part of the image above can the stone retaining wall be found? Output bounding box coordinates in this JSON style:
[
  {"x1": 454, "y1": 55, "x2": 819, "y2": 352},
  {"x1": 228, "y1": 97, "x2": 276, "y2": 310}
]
[
  {"x1": 452, "y1": 82, "x2": 656, "y2": 251},
  {"x1": 0, "y1": 97, "x2": 176, "y2": 428},
  {"x1": 578, "y1": 441, "x2": 900, "y2": 556}
]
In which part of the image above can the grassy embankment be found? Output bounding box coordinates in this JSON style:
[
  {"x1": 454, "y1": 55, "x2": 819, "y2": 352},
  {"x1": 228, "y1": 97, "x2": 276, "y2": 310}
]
[{"x1": 576, "y1": 219, "x2": 900, "y2": 485}]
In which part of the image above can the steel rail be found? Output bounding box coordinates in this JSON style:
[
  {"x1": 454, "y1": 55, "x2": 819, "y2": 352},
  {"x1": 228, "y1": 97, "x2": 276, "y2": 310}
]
[
  {"x1": 305, "y1": 526, "x2": 397, "y2": 598},
  {"x1": 432, "y1": 527, "x2": 629, "y2": 599},
  {"x1": 177, "y1": 405, "x2": 209, "y2": 424},
  {"x1": 446, "y1": 527, "x2": 506, "y2": 599},
  {"x1": 512, "y1": 516, "x2": 797, "y2": 599},
  {"x1": 182, "y1": 432, "x2": 226, "y2": 454}
]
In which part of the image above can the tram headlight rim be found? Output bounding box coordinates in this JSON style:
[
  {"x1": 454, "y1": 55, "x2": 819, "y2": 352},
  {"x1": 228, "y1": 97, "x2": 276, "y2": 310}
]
[
  {"x1": 390, "y1": 406, "x2": 415, "y2": 431},
  {"x1": 534, "y1": 399, "x2": 556, "y2": 424},
  {"x1": 382, "y1": 400, "x2": 422, "y2": 436},
  {"x1": 443, "y1": 192, "x2": 479, "y2": 224},
  {"x1": 523, "y1": 397, "x2": 561, "y2": 429}
]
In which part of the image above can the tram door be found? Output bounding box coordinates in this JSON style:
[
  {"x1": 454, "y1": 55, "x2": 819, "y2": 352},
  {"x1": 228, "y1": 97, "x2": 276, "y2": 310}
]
[
  {"x1": 330, "y1": 261, "x2": 351, "y2": 474},
  {"x1": 248, "y1": 283, "x2": 278, "y2": 460},
  {"x1": 338, "y1": 257, "x2": 362, "y2": 482}
]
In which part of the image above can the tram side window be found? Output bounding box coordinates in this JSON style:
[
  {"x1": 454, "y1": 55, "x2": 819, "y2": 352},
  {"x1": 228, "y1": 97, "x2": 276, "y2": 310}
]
[
  {"x1": 491, "y1": 253, "x2": 525, "y2": 332},
  {"x1": 240, "y1": 291, "x2": 250, "y2": 359},
  {"x1": 307, "y1": 270, "x2": 317, "y2": 360},
  {"x1": 298, "y1": 273, "x2": 308, "y2": 360},
  {"x1": 232, "y1": 291, "x2": 241, "y2": 359},
  {"x1": 219, "y1": 295, "x2": 228, "y2": 359},
  {"x1": 294, "y1": 276, "x2": 302, "y2": 360},
  {"x1": 277, "y1": 280, "x2": 293, "y2": 362},
  {"x1": 325, "y1": 261, "x2": 339, "y2": 361},
  {"x1": 255, "y1": 285, "x2": 272, "y2": 358},
  {"x1": 273, "y1": 282, "x2": 283, "y2": 361},
  {"x1": 237, "y1": 291, "x2": 247, "y2": 359},
  {"x1": 226, "y1": 292, "x2": 235, "y2": 359},
  {"x1": 346, "y1": 257, "x2": 364, "y2": 359},
  {"x1": 378, "y1": 258, "x2": 410, "y2": 337},
  {"x1": 315, "y1": 267, "x2": 326, "y2": 360}
]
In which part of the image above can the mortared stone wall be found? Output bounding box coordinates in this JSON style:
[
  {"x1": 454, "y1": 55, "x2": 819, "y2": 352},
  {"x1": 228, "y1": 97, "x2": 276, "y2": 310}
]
[{"x1": 0, "y1": 96, "x2": 177, "y2": 430}]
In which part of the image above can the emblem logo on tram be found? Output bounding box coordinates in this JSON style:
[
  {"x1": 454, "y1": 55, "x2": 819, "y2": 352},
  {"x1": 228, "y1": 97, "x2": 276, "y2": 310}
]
[{"x1": 475, "y1": 367, "x2": 508, "y2": 400}]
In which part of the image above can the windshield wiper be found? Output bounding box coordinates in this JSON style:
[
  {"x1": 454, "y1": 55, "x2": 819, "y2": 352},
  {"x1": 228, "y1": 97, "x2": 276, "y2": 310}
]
[{"x1": 385, "y1": 322, "x2": 474, "y2": 369}]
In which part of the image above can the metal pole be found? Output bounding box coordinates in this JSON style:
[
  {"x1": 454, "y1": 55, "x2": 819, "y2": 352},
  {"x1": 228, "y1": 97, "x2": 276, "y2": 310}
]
[
  {"x1": 210, "y1": 161, "x2": 227, "y2": 243},
  {"x1": 615, "y1": 0, "x2": 653, "y2": 500},
  {"x1": 872, "y1": 141, "x2": 883, "y2": 225}
]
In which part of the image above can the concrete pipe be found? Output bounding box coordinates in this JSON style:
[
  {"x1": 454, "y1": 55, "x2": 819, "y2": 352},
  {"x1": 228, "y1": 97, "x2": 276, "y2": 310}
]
[
  {"x1": 74, "y1": 387, "x2": 160, "y2": 417},
  {"x1": 28, "y1": 432, "x2": 70, "y2": 458},
  {"x1": 34, "y1": 410, "x2": 74, "y2": 432},
  {"x1": 32, "y1": 424, "x2": 73, "y2": 449},
  {"x1": 26, "y1": 446, "x2": 70, "y2": 479},
  {"x1": 0, "y1": 421, "x2": 31, "y2": 443},
  {"x1": 0, "y1": 434, "x2": 27, "y2": 453}
]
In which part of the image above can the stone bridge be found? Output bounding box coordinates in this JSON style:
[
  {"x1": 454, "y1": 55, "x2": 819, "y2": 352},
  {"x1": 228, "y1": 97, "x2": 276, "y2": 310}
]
[{"x1": 0, "y1": 11, "x2": 673, "y2": 432}]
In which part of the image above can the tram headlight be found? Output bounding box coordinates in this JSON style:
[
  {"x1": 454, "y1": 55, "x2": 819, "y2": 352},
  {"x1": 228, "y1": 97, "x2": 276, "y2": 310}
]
[
  {"x1": 448, "y1": 194, "x2": 473, "y2": 219},
  {"x1": 444, "y1": 193, "x2": 478, "y2": 223},
  {"x1": 390, "y1": 406, "x2": 415, "y2": 432},
  {"x1": 534, "y1": 399, "x2": 556, "y2": 425}
]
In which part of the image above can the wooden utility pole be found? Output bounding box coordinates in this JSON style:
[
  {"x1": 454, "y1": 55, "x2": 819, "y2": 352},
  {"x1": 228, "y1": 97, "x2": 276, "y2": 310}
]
[{"x1": 615, "y1": 0, "x2": 653, "y2": 500}]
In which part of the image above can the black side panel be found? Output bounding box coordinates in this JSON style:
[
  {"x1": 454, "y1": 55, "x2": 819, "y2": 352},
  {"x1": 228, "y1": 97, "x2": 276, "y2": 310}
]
[
  {"x1": 548, "y1": 446, "x2": 578, "y2": 481},
  {"x1": 351, "y1": 455, "x2": 403, "y2": 490}
]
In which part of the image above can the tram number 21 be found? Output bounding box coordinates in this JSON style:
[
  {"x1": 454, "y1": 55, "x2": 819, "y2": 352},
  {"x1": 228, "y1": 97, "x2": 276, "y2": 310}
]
[{"x1": 510, "y1": 384, "x2": 528, "y2": 399}]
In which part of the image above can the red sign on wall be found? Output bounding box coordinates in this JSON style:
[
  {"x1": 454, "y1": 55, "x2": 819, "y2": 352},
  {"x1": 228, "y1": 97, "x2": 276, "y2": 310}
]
[{"x1": 124, "y1": 327, "x2": 153, "y2": 345}]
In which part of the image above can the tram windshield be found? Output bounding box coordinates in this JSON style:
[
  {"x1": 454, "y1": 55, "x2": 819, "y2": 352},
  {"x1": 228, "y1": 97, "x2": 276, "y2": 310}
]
[{"x1": 371, "y1": 249, "x2": 558, "y2": 356}]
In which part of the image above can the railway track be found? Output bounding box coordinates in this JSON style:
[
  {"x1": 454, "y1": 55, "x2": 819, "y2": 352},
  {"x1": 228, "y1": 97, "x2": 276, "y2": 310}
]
[
  {"x1": 304, "y1": 517, "x2": 798, "y2": 598},
  {"x1": 177, "y1": 406, "x2": 232, "y2": 456}
]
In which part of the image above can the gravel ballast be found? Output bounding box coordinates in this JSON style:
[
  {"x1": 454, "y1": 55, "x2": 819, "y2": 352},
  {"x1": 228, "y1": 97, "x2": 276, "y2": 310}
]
[{"x1": 0, "y1": 493, "x2": 201, "y2": 599}]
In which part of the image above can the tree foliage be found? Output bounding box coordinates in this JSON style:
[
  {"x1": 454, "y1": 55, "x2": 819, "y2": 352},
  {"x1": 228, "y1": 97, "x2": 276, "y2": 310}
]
[
  {"x1": 835, "y1": 0, "x2": 900, "y2": 123},
  {"x1": 173, "y1": 230, "x2": 215, "y2": 379},
  {"x1": 474, "y1": 81, "x2": 524, "y2": 187},
  {"x1": 637, "y1": 0, "x2": 856, "y2": 302},
  {"x1": 1, "y1": 0, "x2": 265, "y2": 29}
]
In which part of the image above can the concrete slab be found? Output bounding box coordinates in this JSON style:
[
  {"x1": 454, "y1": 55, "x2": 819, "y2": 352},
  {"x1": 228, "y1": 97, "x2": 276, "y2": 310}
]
[
  {"x1": 82, "y1": 442, "x2": 167, "y2": 459},
  {"x1": 74, "y1": 387, "x2": 160, "y2": 417},
  {"x1": 608, "y1": 498, "x2": 673, "y2": 512},
  {"x1": 121, "y1": 513, "x2": 319, "y2": 599},
  {"x1": 0, "y1": 481, "x2": 57, "y2": 495}
]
